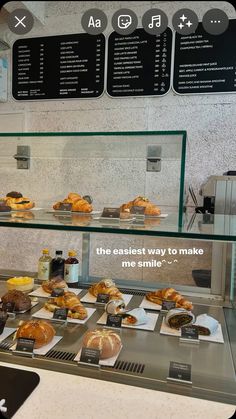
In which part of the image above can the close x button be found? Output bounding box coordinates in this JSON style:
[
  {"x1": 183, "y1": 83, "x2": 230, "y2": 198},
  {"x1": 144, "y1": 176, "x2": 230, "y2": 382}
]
[{"x1": 7, "y1": 8, "x2": 34, "y2": 35}]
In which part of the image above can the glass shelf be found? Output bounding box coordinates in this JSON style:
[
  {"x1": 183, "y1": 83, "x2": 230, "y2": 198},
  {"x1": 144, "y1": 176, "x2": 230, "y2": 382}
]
[{"x1": 0, "y1": 210, "x2": 235, "y2": 241}]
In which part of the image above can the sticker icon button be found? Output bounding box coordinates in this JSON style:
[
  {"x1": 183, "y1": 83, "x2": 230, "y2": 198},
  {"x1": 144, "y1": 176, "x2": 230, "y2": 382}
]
[{"x1": 112, "y1": 9, "x2": 138, "y2": 35}]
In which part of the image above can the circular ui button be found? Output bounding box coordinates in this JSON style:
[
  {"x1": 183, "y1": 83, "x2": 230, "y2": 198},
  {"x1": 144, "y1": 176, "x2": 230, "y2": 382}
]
[
  {"x1": 8, "y1": 8, "x2": 34, "y2": 35},
  {"x1": 112, "y1": 9, "x2": 138, "y2": 35},
  {"x1": 142, "y1": 9, "x2": 168, "y2": 35},
  {"x1": 202, "y1": 9, "x2": 229, "y2": 35},
  {"x1": 81, "y1": 9, "x2": 107, "y2": 35},
  {"x1": 172, "y1": 9, "x2": 198, "y2": 35}
]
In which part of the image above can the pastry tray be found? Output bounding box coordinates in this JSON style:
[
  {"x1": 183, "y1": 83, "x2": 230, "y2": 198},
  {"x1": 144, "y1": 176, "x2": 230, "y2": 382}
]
[
  {"x1": 139, "y1": 297, "x2": 162, "y2": 311},
  {"x1": 160, "y1": 318, "x2": 224, "y2": 344},
  {"x1": 47, "y1": 210, "x2": 101, "y2": 215},
  {"x1": 10, "y1": 336, "x2": 63, "y2": 356},
  {"x1": 74, "y1": 345, "x2": 123, "y2": 367},
  {"x1": 97, "y1": 312, "x2": 159, "y2": 332},
  {"x1": 0, "y1": 327, "x2": 16, "y2": 343},
  {"x1": 80, "y1": 293, "x2": 133, "y2": 306},
  {"x1": 29, "y1": 287, "x2": 82, "y2": 298},
  {"x1": 0, "y1": 300, "x2": 39, "y2": 314},
  {"x1": 32, "y1": 307, "x2": 97, "y2": 324}
]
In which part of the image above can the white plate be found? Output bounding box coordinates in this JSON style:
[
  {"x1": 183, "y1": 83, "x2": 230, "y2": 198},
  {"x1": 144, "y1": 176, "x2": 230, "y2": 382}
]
[
  {"x1": 29, "y1": 287, "x2": 83, "y2": 298},
  {"x1": 32, "y1": 306, "x2": 96, "y2": 324},
  {"x1": 75, "y1": 345, "x2": 122, "y2": 367},
  {"x1": 160, "y1": 318, "x2": 224, "y2": 343},
  {"x1": 97, "y1": 312, "x2": 159, "y2": 332},
  {"x1": 80, "y1": 292, "x2": 133, "y2": 306},
  {"x1": 145, "y1": 213, "x2": 168, "y2": 218},
  {"x1": 0, "y1": 327, "x2": 16, "y2": 342},
  {"x1": 10, "y1": 336, "x2": 63, "y2": 355},
  {"x1": 0, "y1": 300, "x2": 39, "y2": 313},
  {"x1": 48, "y1": 210, "x2": 100, "y2": 215},
  {"x1": 139, "y1": 297, "x2": 162, "y2": 311}
]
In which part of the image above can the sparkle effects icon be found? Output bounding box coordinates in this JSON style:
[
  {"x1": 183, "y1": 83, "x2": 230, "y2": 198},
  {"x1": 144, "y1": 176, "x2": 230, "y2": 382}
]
[{"x1": 172, "y1": 9, "x2": 198, "y2": 35}]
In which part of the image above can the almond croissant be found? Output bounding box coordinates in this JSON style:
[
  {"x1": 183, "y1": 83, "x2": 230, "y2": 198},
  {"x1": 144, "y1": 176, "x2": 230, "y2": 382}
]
[{"x1": 146, "y1": 287, "x2": 193, "y2": 310}]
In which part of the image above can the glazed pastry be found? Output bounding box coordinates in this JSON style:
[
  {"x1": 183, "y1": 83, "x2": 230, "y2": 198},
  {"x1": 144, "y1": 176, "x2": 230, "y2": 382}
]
[
  {"x1": 122, "y1": 308, "x2": 148, "y2": 326},
  {"x1": 1, "y1": 290, "x2": 31, "y2": 312},
  {"x1": 41, "y1": 277, "x2": 67, "y2": 293},
  {"x1": 16, "y1": 320, "x2": 55, "y2": 348},
  {"x1": 82, "y1": 328, "x2": 122, "y2": 359},
  {"x1": 194, "y1": 314, "x2": 219, "y2": 336},
  {"x1": 146, "y1": 288, "x2": 193, "y2": 310},
  {"x1": 120, "y1": 196, "x2": 161, "y2": 216},
  {"x1": 89, "y1": 279, "x2": 122, "y2": 300},
  {"x1": 4, "y1": 193, "x2": 35, "y2": 210},
  {"x1": 105, "y1": 299, "x2": 126, "y2": 315},
  {"x1": 165, "y1": 308, "x2": 195, "y2": 329},
  {"x1": 44, "y1": 291, "x2": 87, "y2": 320}
]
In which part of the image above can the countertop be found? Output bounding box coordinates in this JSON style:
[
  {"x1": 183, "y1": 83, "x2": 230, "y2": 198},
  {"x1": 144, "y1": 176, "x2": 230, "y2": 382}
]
[{"x1": 0, "y1": 361, "x2": 235, "y2": 419}]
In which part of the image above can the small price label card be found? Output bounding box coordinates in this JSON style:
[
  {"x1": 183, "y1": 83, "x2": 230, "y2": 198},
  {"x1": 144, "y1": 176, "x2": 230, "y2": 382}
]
[
  {"x1": 130, "y1": 206, "x2": 145, "y2": 215},
  {"x1": 167, "y1": 361, "x2": 192, "y2": 385},
  {"x1": 180, "y1": 325, "x2": 199, "y2": 343},
  {"x1": 53, "y1": 307, "x2": 68, "y2": 321},
  {"x1": 57, "y1": 203, "x2": 72, "y2": 211},
  {"x1": 96, "y1": 293, "x2": 110, "y2": 304},
  {"x1": 106, "y1": 314, "x2": 122, "y2": 328},
  {"x1": 80, "y1": 347, "x2": 100, "y2": 366},
  {"x1": 101, "y1": 207, "x2": 120, "y2": 218},
  {"x1": 2, "y1": 301, "x2": 15, "y2": 313},
  {"x1": 15, "y1": 338, "x2": 35, "y2": 357},
  {"x1": 161, "y1": 300, "x2": 176, "y2": 312},
  {"x1": 51, "y1": 288, "x2": 65, "y2": 297}
]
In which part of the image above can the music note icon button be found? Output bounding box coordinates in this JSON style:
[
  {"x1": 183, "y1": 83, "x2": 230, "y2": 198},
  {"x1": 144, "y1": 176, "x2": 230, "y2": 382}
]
[{"x1": 142, "y1": 9, "x2": 168, "y2": 35}]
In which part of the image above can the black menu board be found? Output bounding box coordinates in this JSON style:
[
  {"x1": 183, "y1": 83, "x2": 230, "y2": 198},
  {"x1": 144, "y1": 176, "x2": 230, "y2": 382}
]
[
  {"x1": 173, "y1": 20, "x2": 236, "y2": 94},
  {"x1": 107, "y1": 28, "x2": 172, "y2": 97},
  {"x1": 12, "y1": 33, "x2": 105, "y2": 100}
]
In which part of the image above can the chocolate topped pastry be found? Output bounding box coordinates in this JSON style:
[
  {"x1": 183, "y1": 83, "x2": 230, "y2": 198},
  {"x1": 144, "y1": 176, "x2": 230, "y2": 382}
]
[
  {"x1": 1, "y1": 290, "x2": 31, "y2": 312},
  {"x1": 6, "y1": 191, "x2": 23, "y2": 198}
]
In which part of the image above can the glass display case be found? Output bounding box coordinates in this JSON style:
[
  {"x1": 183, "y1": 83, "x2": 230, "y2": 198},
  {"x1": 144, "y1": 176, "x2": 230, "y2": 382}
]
[{"x1": 0, "y1": 131, "x2": 235, "y2": 406}]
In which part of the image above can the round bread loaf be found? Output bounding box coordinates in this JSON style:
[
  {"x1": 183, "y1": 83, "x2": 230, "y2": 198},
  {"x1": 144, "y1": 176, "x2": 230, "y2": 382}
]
[
  {"x1": 16, "y1": 320, "x2": 55, "y2": 348},
  {"x1": 82, "y1": 328, "x2": 122, "y2": 359},
  {"x1": 1, "y1": 290, "x2": 31, "y2": 312}
]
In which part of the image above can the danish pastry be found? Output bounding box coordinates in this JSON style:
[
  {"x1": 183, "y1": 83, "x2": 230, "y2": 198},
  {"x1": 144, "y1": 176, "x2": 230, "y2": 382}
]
[{"x1": 4, "y1": 192, "x2": 35, "y2": 210}]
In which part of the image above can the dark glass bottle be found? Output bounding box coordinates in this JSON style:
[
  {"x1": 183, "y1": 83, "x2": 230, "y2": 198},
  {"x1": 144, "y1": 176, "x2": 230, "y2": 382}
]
[
  {"x1": 50, "y1": 250, "x2": 65, "y2": 279},
  {"x1": 64, "y1": 250, "x2": 79, "y2": 288}
]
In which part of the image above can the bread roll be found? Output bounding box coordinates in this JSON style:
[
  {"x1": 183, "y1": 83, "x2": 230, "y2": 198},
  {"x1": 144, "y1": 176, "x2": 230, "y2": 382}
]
[
  {"x1": 82, "y1": 328, "x2": 122, "y2": 359},
  {"x1": 16, "y1": 320, "x2": 55, "y2": 348}
]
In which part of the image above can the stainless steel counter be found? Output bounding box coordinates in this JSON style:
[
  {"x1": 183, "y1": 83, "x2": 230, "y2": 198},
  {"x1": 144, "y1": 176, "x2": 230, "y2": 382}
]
[{"x1": 0, "y1": 280, "x2": 235, "y2": 405}]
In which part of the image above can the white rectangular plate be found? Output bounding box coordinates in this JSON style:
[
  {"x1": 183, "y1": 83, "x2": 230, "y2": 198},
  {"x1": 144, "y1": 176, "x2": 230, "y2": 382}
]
[
  {"x1": 75, "y1": 346, "x2": 122, "y2": 367},
  {"x1": 10, "y1": 336, "x2": 63, "y2": 355},
  {"x1": 29, "y1": 287, "x2": 83, "y2": 298},
  {"x1": 145, "y1": 213, "x2": 168, "y2": 218},
  {"x1": 97, "y1": 312, "x2": 159, "y2": 332},
  {"x1": 80, "y1": 292, "x2": 133, "y2": 306},
  {"x1": 32, "y1": 306, "x2": 96, "y2": 324},
  {"x1": 0, "y1": 300, "x2": 39, "y2": 313},
  {"x1": 139, "y1": 297, "x2": 162, "y2": 311},
  {"x1": 0, "y1": 327, "x2": 16, "y2": 342},
  {"x1": 160, "y1": 318, "x2": 224, "y2": 343}
]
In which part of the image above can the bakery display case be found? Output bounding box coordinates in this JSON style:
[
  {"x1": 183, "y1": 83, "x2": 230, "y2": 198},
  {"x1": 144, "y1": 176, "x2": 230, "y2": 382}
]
[{"x1": 0, "y1": 131, "x2": 235, "y2": 407}]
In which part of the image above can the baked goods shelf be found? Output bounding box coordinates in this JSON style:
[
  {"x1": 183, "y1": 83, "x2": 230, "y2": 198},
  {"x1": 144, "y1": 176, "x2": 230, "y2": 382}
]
[
  {"x1": 0, "y1": 211, "x2": 235, "y2": 241},
  {"x1": 0, "y1": 281, "x2": 235, "y2": 405}
]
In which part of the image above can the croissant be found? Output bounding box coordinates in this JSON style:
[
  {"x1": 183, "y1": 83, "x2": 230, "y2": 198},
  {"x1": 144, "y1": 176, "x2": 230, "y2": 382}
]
[
  {"x1": 42, "y1": 277, "x2": 67, "y2": 293},
  {"x1": 44, "y1": 291, "x2": 88, "y2": 320},
  {"x1": 71, "y1": 198, "x2": 92, "y2": 213},
  {"x1": 120, "y1": 196, "x2": 161, "y2": 216},
  {"x1": 146, "y1": 287, "x2": 193, "y2": 310},
  {"x1": 89, "y1": 279, "x2": 122, "y2": 300}
]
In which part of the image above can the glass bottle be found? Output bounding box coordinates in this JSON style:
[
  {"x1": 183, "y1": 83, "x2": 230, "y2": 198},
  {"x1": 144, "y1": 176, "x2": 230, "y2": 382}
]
[
  {"x1": 38, "y1": 249, "x2": 52, "y2": 281},
  {"x1": 64, "y1": 250, "x2": 79, "y2": 288},
  {"x1": 50, "y1": 250, "x2": 65, "y2": 279}
]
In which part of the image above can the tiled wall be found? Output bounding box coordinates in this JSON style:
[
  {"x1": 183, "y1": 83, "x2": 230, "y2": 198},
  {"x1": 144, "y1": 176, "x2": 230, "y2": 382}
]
[{"x1": 0, "y1": 1, "x2": 232, "y2": 287}]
